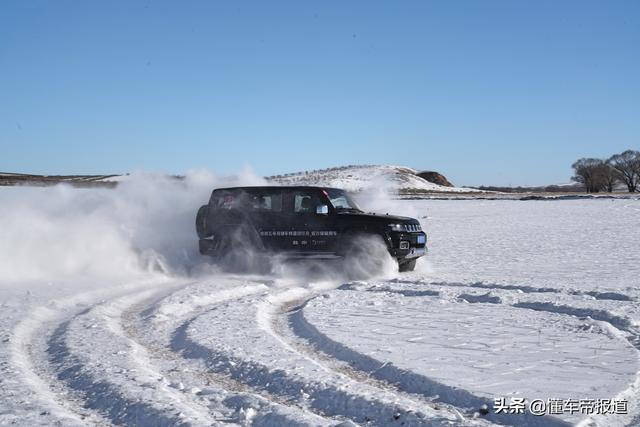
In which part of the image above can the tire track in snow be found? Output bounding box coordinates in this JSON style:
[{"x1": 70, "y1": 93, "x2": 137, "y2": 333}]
[
  {"x1": 511, "y1": 302, "x2": 640, "y2": 427},
  {"x1": 47, "y1": 286, "x2": 220, "y2": 426},
  {"x1": 383, "y1": 280, "x2": 633, "y2": 302},
  {"x1": 8, "y1": 278, "x2": 175, "y2": 426},
  {"x1": 174, "y1": 287, "x2": 479, "y2": 426},
  {"x1": 284, "y1": 296, "x2": 569, "y2": 427},
  {"x1": 332, "y1": 279, "x2": 640, "y2": 427},
  {"x1": 125, "y1": 278, "x2": 337, "y2": 426},
  {"x1": 9, "y1": 303, "x2": 110, "y2": 427}
]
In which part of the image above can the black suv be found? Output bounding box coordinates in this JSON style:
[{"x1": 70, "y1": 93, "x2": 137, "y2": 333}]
[{"x1": 195, "y1": 186, "x2": 427, "y2": 272}]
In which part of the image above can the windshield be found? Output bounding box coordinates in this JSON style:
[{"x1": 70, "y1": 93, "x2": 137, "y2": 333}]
[{"x1": 324, "y1": 189, "x2": 362, "y2": 212}]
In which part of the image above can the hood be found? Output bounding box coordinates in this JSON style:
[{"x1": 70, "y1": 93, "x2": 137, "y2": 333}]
[{"x1": 336, "y1": 211, "x2": 419, "y2": 224}]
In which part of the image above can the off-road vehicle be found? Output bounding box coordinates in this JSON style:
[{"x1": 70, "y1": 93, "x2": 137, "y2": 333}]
[{"x1": 195, "y1": 186, "x2": 427, "y2": 272}]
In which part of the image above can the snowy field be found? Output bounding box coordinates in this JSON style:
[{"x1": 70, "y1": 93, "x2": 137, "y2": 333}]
[{"x1": 1, "y1": 177, "x2": 639, "y2": 427}]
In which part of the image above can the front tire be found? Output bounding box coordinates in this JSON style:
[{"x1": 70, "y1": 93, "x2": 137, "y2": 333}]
[
  {"x1": 398, "y1": 259, "x2": 417, "y2": 272},
  {"x1": 340, "y1": 232, "x2": 394, "y2": 279}
]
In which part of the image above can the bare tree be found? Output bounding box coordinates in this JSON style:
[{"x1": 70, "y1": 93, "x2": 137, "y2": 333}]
[
  {"x1": 571, "y1": 158, "x2": 607, "y2": 193},
  {"x1": 608, "y1": 150, "x2": 640, "y2": 192},
  {"x1": 599, "y1": 163, "x2": 619, "y2": 192}
]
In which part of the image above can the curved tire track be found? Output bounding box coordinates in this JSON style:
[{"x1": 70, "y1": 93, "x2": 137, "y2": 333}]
[
  {"x1": 8, "y1": 279, "x2": 177, "y2": 427},
  {"x1": 303, "y1": 280, "x2": 640, "y2": 427},
  {"x1": 286, "y1": 298, "x2": 569, "y2": 427},
  {"x1": 173, "y1": 288, "x2": 475, "y2": 426},
  {"x1": 16, "y1": 274, "x2": 635, "y2": 426},
  {"x1": 124, "y1": 279, "x2": 336, "y2": 426},
  {"x1": 46, "y1": 285, "x2": 218, "y2": 426}
]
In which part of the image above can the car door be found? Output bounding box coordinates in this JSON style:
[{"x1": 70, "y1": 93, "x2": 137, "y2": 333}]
[
  {"x1": 245, "y1": 189, "x2": 288, "y2": 252},
  {"x1": 287, "y1": 189, "x2": 338, "y2": 256}
]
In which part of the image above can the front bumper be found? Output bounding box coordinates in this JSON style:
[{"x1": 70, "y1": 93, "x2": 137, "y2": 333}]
[{"x1": 385, "y1": 231, "x2": 427, "y2": 260}]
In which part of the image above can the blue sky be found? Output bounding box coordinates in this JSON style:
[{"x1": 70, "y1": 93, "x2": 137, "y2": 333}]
[{"x1": 2, "y1": 1, "x2": 638, "y2": 186}]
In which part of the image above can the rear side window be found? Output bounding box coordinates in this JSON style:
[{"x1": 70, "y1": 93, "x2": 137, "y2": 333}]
[
  {"x1": 210, "y1": 189, "x2": 283, "y2": 212},
  {"x1": 210, "y1": 190, "x2": 241, "y2": 209},
  {"x1": 248, "y1": 192, "x2": 283, "y2": 212}
]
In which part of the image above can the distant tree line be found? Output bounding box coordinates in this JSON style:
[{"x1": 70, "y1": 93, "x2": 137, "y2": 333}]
[{"x1": 572, "y1": 150, "x2": 640, "y2": 193}]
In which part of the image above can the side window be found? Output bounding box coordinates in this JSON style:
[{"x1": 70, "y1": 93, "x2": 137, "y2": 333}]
[
  {"x1": 210, "y1": 190, "x2": 240, "y2": 210},
  {"x1": 293, "y1": 192, "x2": 321, "y2": 214},
  {"x1": 249, "y1": 192, "x2": 283, "y2": 212},
  {"x1": 210, "y1": 190, "x2": 283, "y2": 212}
]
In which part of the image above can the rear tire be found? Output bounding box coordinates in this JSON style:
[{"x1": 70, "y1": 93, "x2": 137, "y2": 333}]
[
  {"x1": 215, "y1": 224, "x2": 270, "y2": 273},
  {"x1": 398, "y1": 259, "x2": 417, "y2": 272}
]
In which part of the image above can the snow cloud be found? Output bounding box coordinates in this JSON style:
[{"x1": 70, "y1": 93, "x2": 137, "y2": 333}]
[{"x1": 0, "y1": 169, "x2": 265, "y2": 284}]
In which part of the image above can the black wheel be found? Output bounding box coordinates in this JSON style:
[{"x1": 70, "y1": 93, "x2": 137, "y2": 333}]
[
  {"x1": 198, "y1": 238, "x2": 215, "y2": 255},
  {"x1": 398, "y1": 259, "x2": 417, "y2": 272}
]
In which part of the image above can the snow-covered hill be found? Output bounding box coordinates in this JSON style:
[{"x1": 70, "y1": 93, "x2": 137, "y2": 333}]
[
  {"x1": 1, "y1": 166, "x2": 480, "y2": 194},
  {"x1": 266, "y1": 165, "x2": 480, "y2": 194}
]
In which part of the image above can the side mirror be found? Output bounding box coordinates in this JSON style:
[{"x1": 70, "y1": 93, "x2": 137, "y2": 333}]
[{"x1": 316, "y1": 205, "x2": 329, "y2": 215}]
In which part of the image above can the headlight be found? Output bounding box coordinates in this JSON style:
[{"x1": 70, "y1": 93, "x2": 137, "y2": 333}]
[
  {"x1": 388, "y1": 223, "x2": 422, "y2": 232},
  {"x1": 387, "y1": 223, "x2": 407, "y2": 232}
]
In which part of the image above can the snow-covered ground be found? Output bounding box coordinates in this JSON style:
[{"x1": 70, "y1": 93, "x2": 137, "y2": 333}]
[{"x1": 1, "y1": 179, "x2": 639, "y2": 426}]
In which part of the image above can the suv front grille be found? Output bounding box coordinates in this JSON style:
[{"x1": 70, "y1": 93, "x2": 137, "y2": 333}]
[{"x1": 406, "y1": 224, "x2": 421, "y2": 232}]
